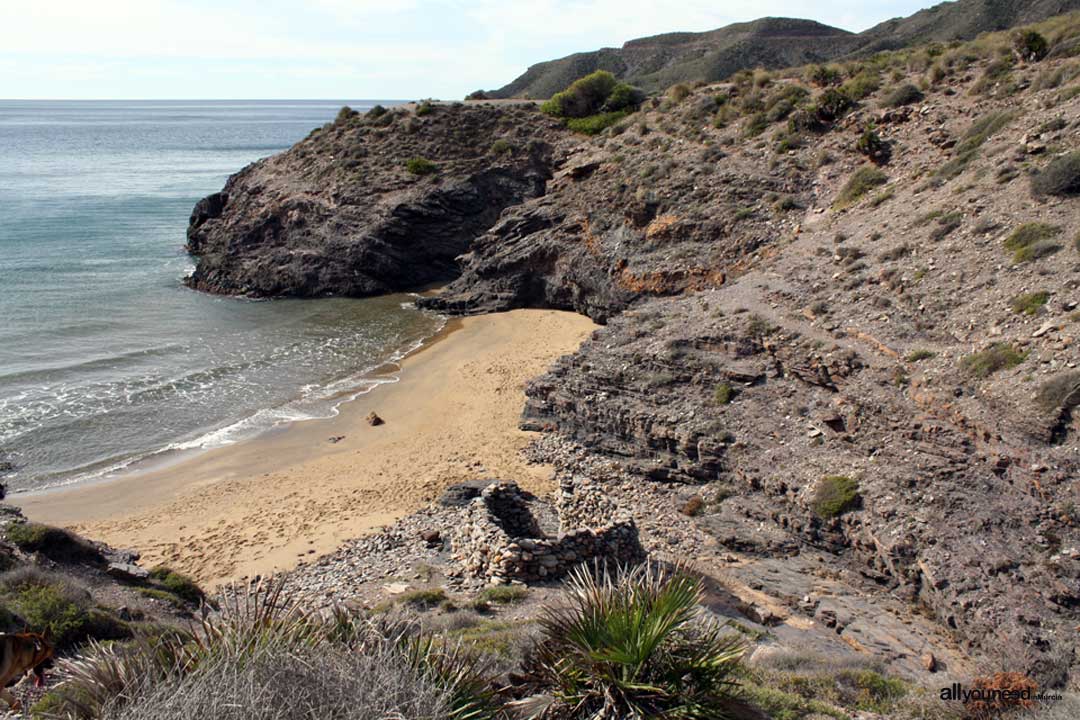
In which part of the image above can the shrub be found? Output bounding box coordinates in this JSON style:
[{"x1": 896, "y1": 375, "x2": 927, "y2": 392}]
[
  {"x1": 478, "y1": 586, "x2": 527, "y2": 605},
  {"x1": 856, "y1": 126, "x2": 890, "y2": 163},
  {"x1": 679, "y1": 495, "x2": 705, "y2": 517},
  {"x1": 1031, "y1": 152, "x2": 1080, "y2": 197},
  {"x1": 882, "y1": 83, "x2": 923, "y2": 107},
  {"x1": 603, "y1": 82, "x2": 645, "y2": 112},
  {"x1": 12, "y1": 583, "x2": 91, "y2": 648},
  {"x1": 806, "y1": 64, "x2": 842, "y2": 87},
  {"x1": 541, "y1": 70, "x2": 618, "y2": 118},
  {"x1": 668, "y1": 83, "x2": 692, "y2": 102},
  {"x1": 971, "y1": 57, "x2": 1014, "y2": 95},
  {"x1": 742, "y1": 112, "x2": 769, "y2": 137},
  {"x1": 405, "y1": 157, "x2": 438, "y2": 176},
  {"x1": 907, "y1": 349, "x2": 935, "y2": 362},
  {"x1": 714, "y1": 383, "x2": 734, "y2": 404},
  {"x1": 963, "y1": 343, "x2": 1027, "y2": 378},
  {"x1": 929, "y1": 212, "x2": 963, "y2": 241},
  {"x1": 335, "y1": 106, "x2": 358, "y2": 123},
  {"x1": 1013, "y1": 30, "x2": 1050, "y2": 62},
  {"x1": 565, "y1": 111, "x2": 629, "y2": 135},
  {"x1": 521, "y1": 563, "x2": 746, "y2": 719},
  {"x1": 415, "y1": 100, "x2": 434, "y2": 116},
  {"x1": 148, "y1": 567, "x2": 204, "y2": 605},
  {"x1": 367, "y1": 104, "x2": 388, "y2": 119},
  {"x1": 1004, "y1": 222, "x2": 1063, "y2": 263},
  {"x1": 42, "y1": 580, "x2": 499, "y2": 720},
  {"x1": 489, "y1": 139, "x2": 512, "y2": 156},
  {"x1": 5, "y1": 522, "x2": 102, "y2": 564},
  {"x1": 811, "y1": 476, "x2": 859, "y2": 518},
  {"x1": 1010, "y1": 291, "x2": 1050, "y2": 315},
  {"x1": 841, "y1": 70, "x2": 880, "y2": 100},
  {"x1": 835, "y1": 166, "x2": 888, "y2": 208},
  {"x1": 816, "y1": 87, "x2": 855, "y2": 121},
  {"x1": 1037, "y1": 372, "x2": 1080, "y2": 412}
]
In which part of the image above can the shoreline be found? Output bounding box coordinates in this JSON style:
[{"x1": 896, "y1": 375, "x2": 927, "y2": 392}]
[{"x1": 16, "y1": 309, "x2": 597, "y2": 587}]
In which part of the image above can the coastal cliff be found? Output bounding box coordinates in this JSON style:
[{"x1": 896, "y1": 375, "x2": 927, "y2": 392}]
[
  {"x1": 186, "y1": 18, "x2": 1080, "y2": 691},
  {"x1": 185, "y1": 104, "x2": 567, "y2": 297}
]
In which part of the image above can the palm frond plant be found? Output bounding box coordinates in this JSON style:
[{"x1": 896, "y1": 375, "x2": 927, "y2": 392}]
[{"x1": 515, "y1": 562, "x2": 755, "y2": 720}]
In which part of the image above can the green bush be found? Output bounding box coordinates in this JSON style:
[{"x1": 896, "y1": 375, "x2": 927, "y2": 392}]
[
  {"x1": 855, "y1": 126, "x2": 890, "y2": 163},
  {"x1": 1010, "y1": 291, "x2": 1050, "y2": 315},
  {"x1": 13, "y1": 583, "x2": 90, "y2": 648},
  {"x1": 816, "y1": 87, "x2": 855, "y2": 121},
  {"x1": 415, "y1": 100, "x2": 434, "y2": 116},
  {"x1": 367, "y1": 104, "x2": 388, "y2": 119},
  {"x1": 743, "y1": 112, "x2": 769, "y2": 137},
  {"x1": 603, "y1": 82, "x2": 645, "y2": 112},
  {"x1": 5, "y1": 522, "x2": 102, "y2": 564},
  {"x1": 811, "y1": 476, "x2": 859, "y2": 518},
  {"x1": 1004, "y1": 222, "x2": 1063, "y2": 263},
  {"x1": 714, "y1": 383, "x2": 735, "y2": 404},
  {"x1": 1013, "y1": 29, "x2": 1050, "y2": 62},
  {"x1": 525, "y1": 563, "x2": 746, "y2": 719},
  {"x1": 1031, "y1": 152, "x2": 1080, "y2": 197},
  {"x1": 335, "y1": 106, "x2": 358, "y2": 123},
  {"x1": 835, "y1": 166, "x2": 888, "y2": 208},
  {"x1": 149, "y1": 567, "x2": 204, "y2": 605},
  {"x1": 963, "y1": 343, "x2": 1027, "y2": 378},
  {"x1": 907, "y1": 349, "x2": 935, "y2": 362},
  {"x1": 541, "y1": 70, "x2": 618, "y2": 118},
  {"x1": 489, "y1": 139, "x2": 513, "y2": 156},
  {"x1": 883, "y1": 83, "x2": 923, "y2": 107},
  {"x1": 405, "y1": 157, "x2": 438, "y2": 176},
  {"x1": 565, "y1": 111, "x2": 629, "y2": 135},
  {"x1": 841, "y1": 70, "x2": 880, "y2": 100},
  {"x1": 806, "y1": 64, "x2": 842, "y2": 87}
]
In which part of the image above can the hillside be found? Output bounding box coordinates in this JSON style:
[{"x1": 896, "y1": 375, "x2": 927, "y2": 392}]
[
  {"x1": 486, "y1": 0, "x2": 1080, "y2": 98},
  {"x1": 180, "y1": 12, "x2": 1080, "y2": 704}
]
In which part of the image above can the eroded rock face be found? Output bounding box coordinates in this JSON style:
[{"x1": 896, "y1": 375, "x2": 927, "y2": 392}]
[
  {"x1": 524, "y1": 291, "x2": 1080, "y2": 687},
  {"x1": 185, "y1": 104, "x2": 567, "y2": 298}
]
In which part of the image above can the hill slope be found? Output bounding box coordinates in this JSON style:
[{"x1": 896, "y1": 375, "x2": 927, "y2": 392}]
[{"x1": 488, "y1": 0, "x2": 1080, "y2": 98}]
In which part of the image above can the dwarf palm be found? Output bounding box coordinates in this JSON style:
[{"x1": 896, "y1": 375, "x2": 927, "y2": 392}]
[{"x1": 520, "y1": 562, "x2": 754, "y2": 719}]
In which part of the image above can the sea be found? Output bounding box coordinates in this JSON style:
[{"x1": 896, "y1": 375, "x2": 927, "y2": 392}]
[{"x1": 0, "y1": 99, "x2": 445, "y2": 493}]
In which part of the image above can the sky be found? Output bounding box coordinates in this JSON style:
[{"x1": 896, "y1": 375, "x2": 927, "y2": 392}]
[{"x1": 1, "y1": 0, "x2": 948, "y2": 100}]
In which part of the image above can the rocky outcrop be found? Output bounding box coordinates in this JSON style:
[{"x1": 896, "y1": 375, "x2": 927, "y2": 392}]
[{"x1": 185, "y1": 104, "x2": 569, "y2": 298}]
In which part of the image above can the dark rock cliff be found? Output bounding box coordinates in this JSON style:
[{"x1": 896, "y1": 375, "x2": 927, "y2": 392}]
[{"x1": 185, "y1": 104, "x2": 567, "y2": 298}]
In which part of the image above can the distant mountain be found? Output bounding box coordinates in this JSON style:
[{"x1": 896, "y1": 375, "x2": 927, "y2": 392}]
[{"x1": 488, "y1": 0, "x2": 1080, "y2": 98}]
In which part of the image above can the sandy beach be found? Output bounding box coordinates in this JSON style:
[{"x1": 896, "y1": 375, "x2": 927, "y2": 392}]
[{"x1": 17, "y1": 309, "x2": 597, "y2": 587}]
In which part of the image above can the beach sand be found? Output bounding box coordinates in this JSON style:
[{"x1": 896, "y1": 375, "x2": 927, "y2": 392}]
[{"x1": 17, "y1": 309, "x2": 597, "y2": 587}]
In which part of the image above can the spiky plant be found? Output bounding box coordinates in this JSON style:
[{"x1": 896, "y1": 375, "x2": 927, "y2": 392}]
[
  {"x1": 36, "y1": 578, "x2": 501, "y2": 720},
  {"x1": 516, "y1": 562, "x2": 752, "y2": 720}
]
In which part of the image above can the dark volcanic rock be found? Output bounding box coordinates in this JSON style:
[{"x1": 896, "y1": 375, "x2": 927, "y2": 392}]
[{"x1": 185, "y1": 104, "x2": 567, "y2": 298}]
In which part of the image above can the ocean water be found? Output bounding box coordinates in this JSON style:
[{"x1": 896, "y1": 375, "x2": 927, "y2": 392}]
[{"x1": 0, "y1": 100, "x2": 443, "y2": 493}]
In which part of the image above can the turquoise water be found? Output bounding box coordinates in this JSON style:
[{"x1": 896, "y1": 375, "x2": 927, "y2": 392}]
[{"x1": 0, "y1": 100, "x2": 442, "y2": 492}]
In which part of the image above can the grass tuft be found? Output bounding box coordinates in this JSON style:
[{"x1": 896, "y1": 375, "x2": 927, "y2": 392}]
[
  {"x1": 963, "y1": 343, "x2": 1027, "y2": 378},
  {"x1": 835, "y1": 167, "x2": 888, "y2": 208}
]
